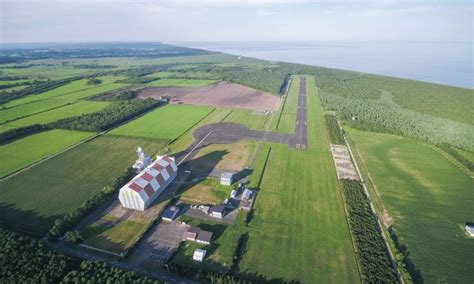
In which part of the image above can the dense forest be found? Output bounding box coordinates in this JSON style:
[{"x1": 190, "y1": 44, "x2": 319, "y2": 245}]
[
  {"x1": 339, "y1": 179, "x2": 399, "y2": 283},
  {"x1": 0, "y1": 228, "x2": 78, "y2": 282}
]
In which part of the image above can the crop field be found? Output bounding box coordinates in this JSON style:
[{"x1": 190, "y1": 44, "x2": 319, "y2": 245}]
[
  {"x1": 3, "y1": 76, "x2": 124, "y2": 108},
  {"x1": 82, "y1": 216, "x2": 149, "y2": 254},
  {"x1": 346, "y1": 128, "x2": 474, "y2": 283},
  {"x1": 0, "y1": 129, "x2": 92, "y2": 178},
  {"x1": 268, "y1": 76, "x2": 298, "y2": 133},
  {"x1": 0, "y1": 125, "x2": 15, "y2": 133},
  {"x1": 146, "y1": 78, "x2": 189, "y2": 87},
  {"x1": 0, "y1": 99, "x2": 74, "y2": 124},
  {"x1": 5, "y1": 101, "x2": 110, "y2": 127},
  {"x1": 236, "y1": 76, "x2": 359, "y2": 283},
  {"x1": 224, "y1": 109, "x2": 269, "y2": 131},
  {"x1": 0, "y1": 135, "x2": 166, "y2": 236},
  {"x1": 109, "y1": 104, "x2": 213, "y2": 141}
]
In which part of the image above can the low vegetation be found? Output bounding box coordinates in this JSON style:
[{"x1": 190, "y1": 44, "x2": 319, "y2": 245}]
[
  {"x1": 347, "y1": 128, "x2": 474, "y2": 283},
  {"x1": 109, "y1": 104, "x2": 213, "y2": 141},
  {"x1": 0, "y1": 129, "x2": 92, "y2": 178},
  {"x1": 0, "y1": 136, "x2": 165, "y2": 235}
]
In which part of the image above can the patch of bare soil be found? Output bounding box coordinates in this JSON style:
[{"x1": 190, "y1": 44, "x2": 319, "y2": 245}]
[
  {"x1": 138, "y1": 81, "x2": 280, "y2": 111},
  {"x1": 382, "y1": 208, "x2": 394, "y2": 228}
]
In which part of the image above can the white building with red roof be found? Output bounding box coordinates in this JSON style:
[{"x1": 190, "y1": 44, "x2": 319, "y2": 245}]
[{"x1": 119, "y1": 155, "x2": 178, "y2": 211}]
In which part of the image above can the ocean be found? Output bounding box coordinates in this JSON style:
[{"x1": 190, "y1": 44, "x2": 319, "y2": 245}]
[{"x1": 175, "y1": 41, "x2": 473, "y2": 89}]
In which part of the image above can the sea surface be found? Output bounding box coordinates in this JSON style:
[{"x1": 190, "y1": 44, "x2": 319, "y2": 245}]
[{"x1": 175, "y1": 41, "x2": 473, "y2": 89}]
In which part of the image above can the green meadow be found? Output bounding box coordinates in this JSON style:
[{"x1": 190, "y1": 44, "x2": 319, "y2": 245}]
[
  {"x1": 5, "y1": 101, "x2": 110, "y2": 127},
  {"x1": 236, "y1": 76, "x2": 360, "y2": 283},
  {"x1": 347, "y1": 128, "x2": 474, "y2": 283},
  {"x1": 0, "y1": 135, "x2": 166, "y2": 236},
  {"x1": 0, "y1": 129, "x2": 92, "y2": 178},
  {"x1": 109, "y1": 104, "x2": 214, "y2": 141}
]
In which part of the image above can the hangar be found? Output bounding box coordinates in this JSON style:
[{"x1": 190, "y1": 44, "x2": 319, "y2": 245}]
[{"x1": 118, "y1": 155, "x2": 178, "y2": 211}]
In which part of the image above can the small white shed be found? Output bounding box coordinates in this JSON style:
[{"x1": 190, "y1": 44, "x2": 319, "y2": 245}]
[
  {"x1": 193, "y1": 249, "x2": 206, "y2": 262},
  {"x1": 220, "y1": 172, "x2": 233, "y2": 186},
  {"x1": 465, "y1": 224, "x2": 474, "y2": 237}
]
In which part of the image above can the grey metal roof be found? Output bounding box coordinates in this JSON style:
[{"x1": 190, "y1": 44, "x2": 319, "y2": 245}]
[
  {"x1": 209, "y1": 204, "x2": 225, "y2": 213},
  {"x1": 197, "y1": 230, "x2": 213, "y2": 243}
]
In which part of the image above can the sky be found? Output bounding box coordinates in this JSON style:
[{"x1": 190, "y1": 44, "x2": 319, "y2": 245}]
[{"x1": 0, "y1": 0, "x2": 472, "y2": 44}]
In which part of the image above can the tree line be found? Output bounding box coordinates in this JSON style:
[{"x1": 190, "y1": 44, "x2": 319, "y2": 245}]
[
  {"x1": 0, "y1": 77, "x2": 80, "y2": 104},
  {"x1": 324, "y1": 114, "x2": 345, "y2": 145},
  {"x1": 339, "y1": 179, "x2": 399, "y2": 283},
  {"x1": 48, "y1": 99, "x2": 160, "y2": 132}
]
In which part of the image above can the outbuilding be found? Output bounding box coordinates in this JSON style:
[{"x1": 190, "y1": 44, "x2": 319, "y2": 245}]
[
  {"x1": 465, "y1": 224, "x2": 474, "y2": 237},
  {"x1": 209, "y1": 204, "x2": 226, "y2": 219},
  {"x1": 193, "y1": 249, "x2": 206, "y2": 262},
  {"x1": 220, "y1": 172, "x2": 233, "y2": 186},
  {"x1": 196, "y1": 230, "x2": 213, "y2": 245},
  {"x1": 161, "y1": 205, "x2": 179, "y2": 222},
  {"x1": 242, "y1": 188, "x2": 254, "y2": 201},
  {"x1": 183, "y1": 226, "x2": 200, "y2": 241}
]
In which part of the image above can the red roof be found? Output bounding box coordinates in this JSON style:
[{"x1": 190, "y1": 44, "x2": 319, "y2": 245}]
[
  {"x1": 144, "y1": 184, "x2": 154, "y2": 198},
  {"x1": 140, "y1": 172, "x2": 154, "y2": 182},
  {"x1": 165, "y1": 165, "x2": 174, "y2": 177},
  {"x1": 156, "y1": 174, "x2": 165, "y2": 186},
  {"x1": 129, "y1": 182, "x2": 142, "y2": 192},
  {"x1": 163, "y1": 156, "x2": 173, "y2": 164},
  {"x1": 152, "y1": 163, "x2": 164, "y2": 172}
]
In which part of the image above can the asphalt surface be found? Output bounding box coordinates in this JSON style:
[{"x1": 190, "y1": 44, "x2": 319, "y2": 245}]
[{"x1": 289, "y1": 76, "x2": 308, "y2": 149}]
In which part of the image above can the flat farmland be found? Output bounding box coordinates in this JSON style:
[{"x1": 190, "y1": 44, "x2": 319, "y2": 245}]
[
  {"x1": 0, "y1": 129, "x2": 92, "y2": 178},
  {"x1": 0, "y1": 135, "x2": 166, "y2": 236},
  {"x1": 237, "y1": 76, "x2": 359, "y2": 282},
  {"x1": 5, "y1": 101, "x2": 110, "y2": 127},
  {"x1": 109, "y1": 104, "x2": 214, "y2": 141},
  {"x1": 139, "y1": 82, "x2": 280, "y2": 111},
  {"x1": 347, "y1": 128, "x2": 474, "y2": 283},
  {"x1": 146, "y1": 78, "x2": 188, "y2": 87},
  {"x1": 3, "y1": 75, "x2": 123, "y2": 108},
  {"x1": 0, "y1": 99, "x2": 74, "y2": 124},
  {"x1": 269, "y1": 76, "x2": 298, "y2": 133}
]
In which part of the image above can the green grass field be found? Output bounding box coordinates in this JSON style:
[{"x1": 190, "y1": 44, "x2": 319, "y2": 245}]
[
  {"x1": 0, "y1": 129, "x2": 92, "y2": 178},
  {"x1": 2, "y1": 76, "x2": 123, "y2": 108},
  {"x1": 5, "y1": 101, "x2": 110, "y2": 127},
  {"x1": 236, "y1": 76, "x2": 359, "y2": 282},
  {"x1": 0, "y1": 99, "x2": 74, "y2": 124},
  {"x1": 146, "y1": 78, "x2": 217, "y2": 88},
  {"x1": 269, "y1": 76, "x2": 298, "y2": 133},
  {"x1": 224, "y1": 109, "x2": 269, "y2": 131},
  {"x1": 0, "y1": 135, "x2": 166, "y2": 236},
  {"x1": 82, "y1": 217, "x2": 149, "y2": 254},
  {"x1": 347, "y1": 128, "x2": 474, "y2": 283},
  {"x1": 109, "y1": 104, "x2": 214, "y2": 141}
]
